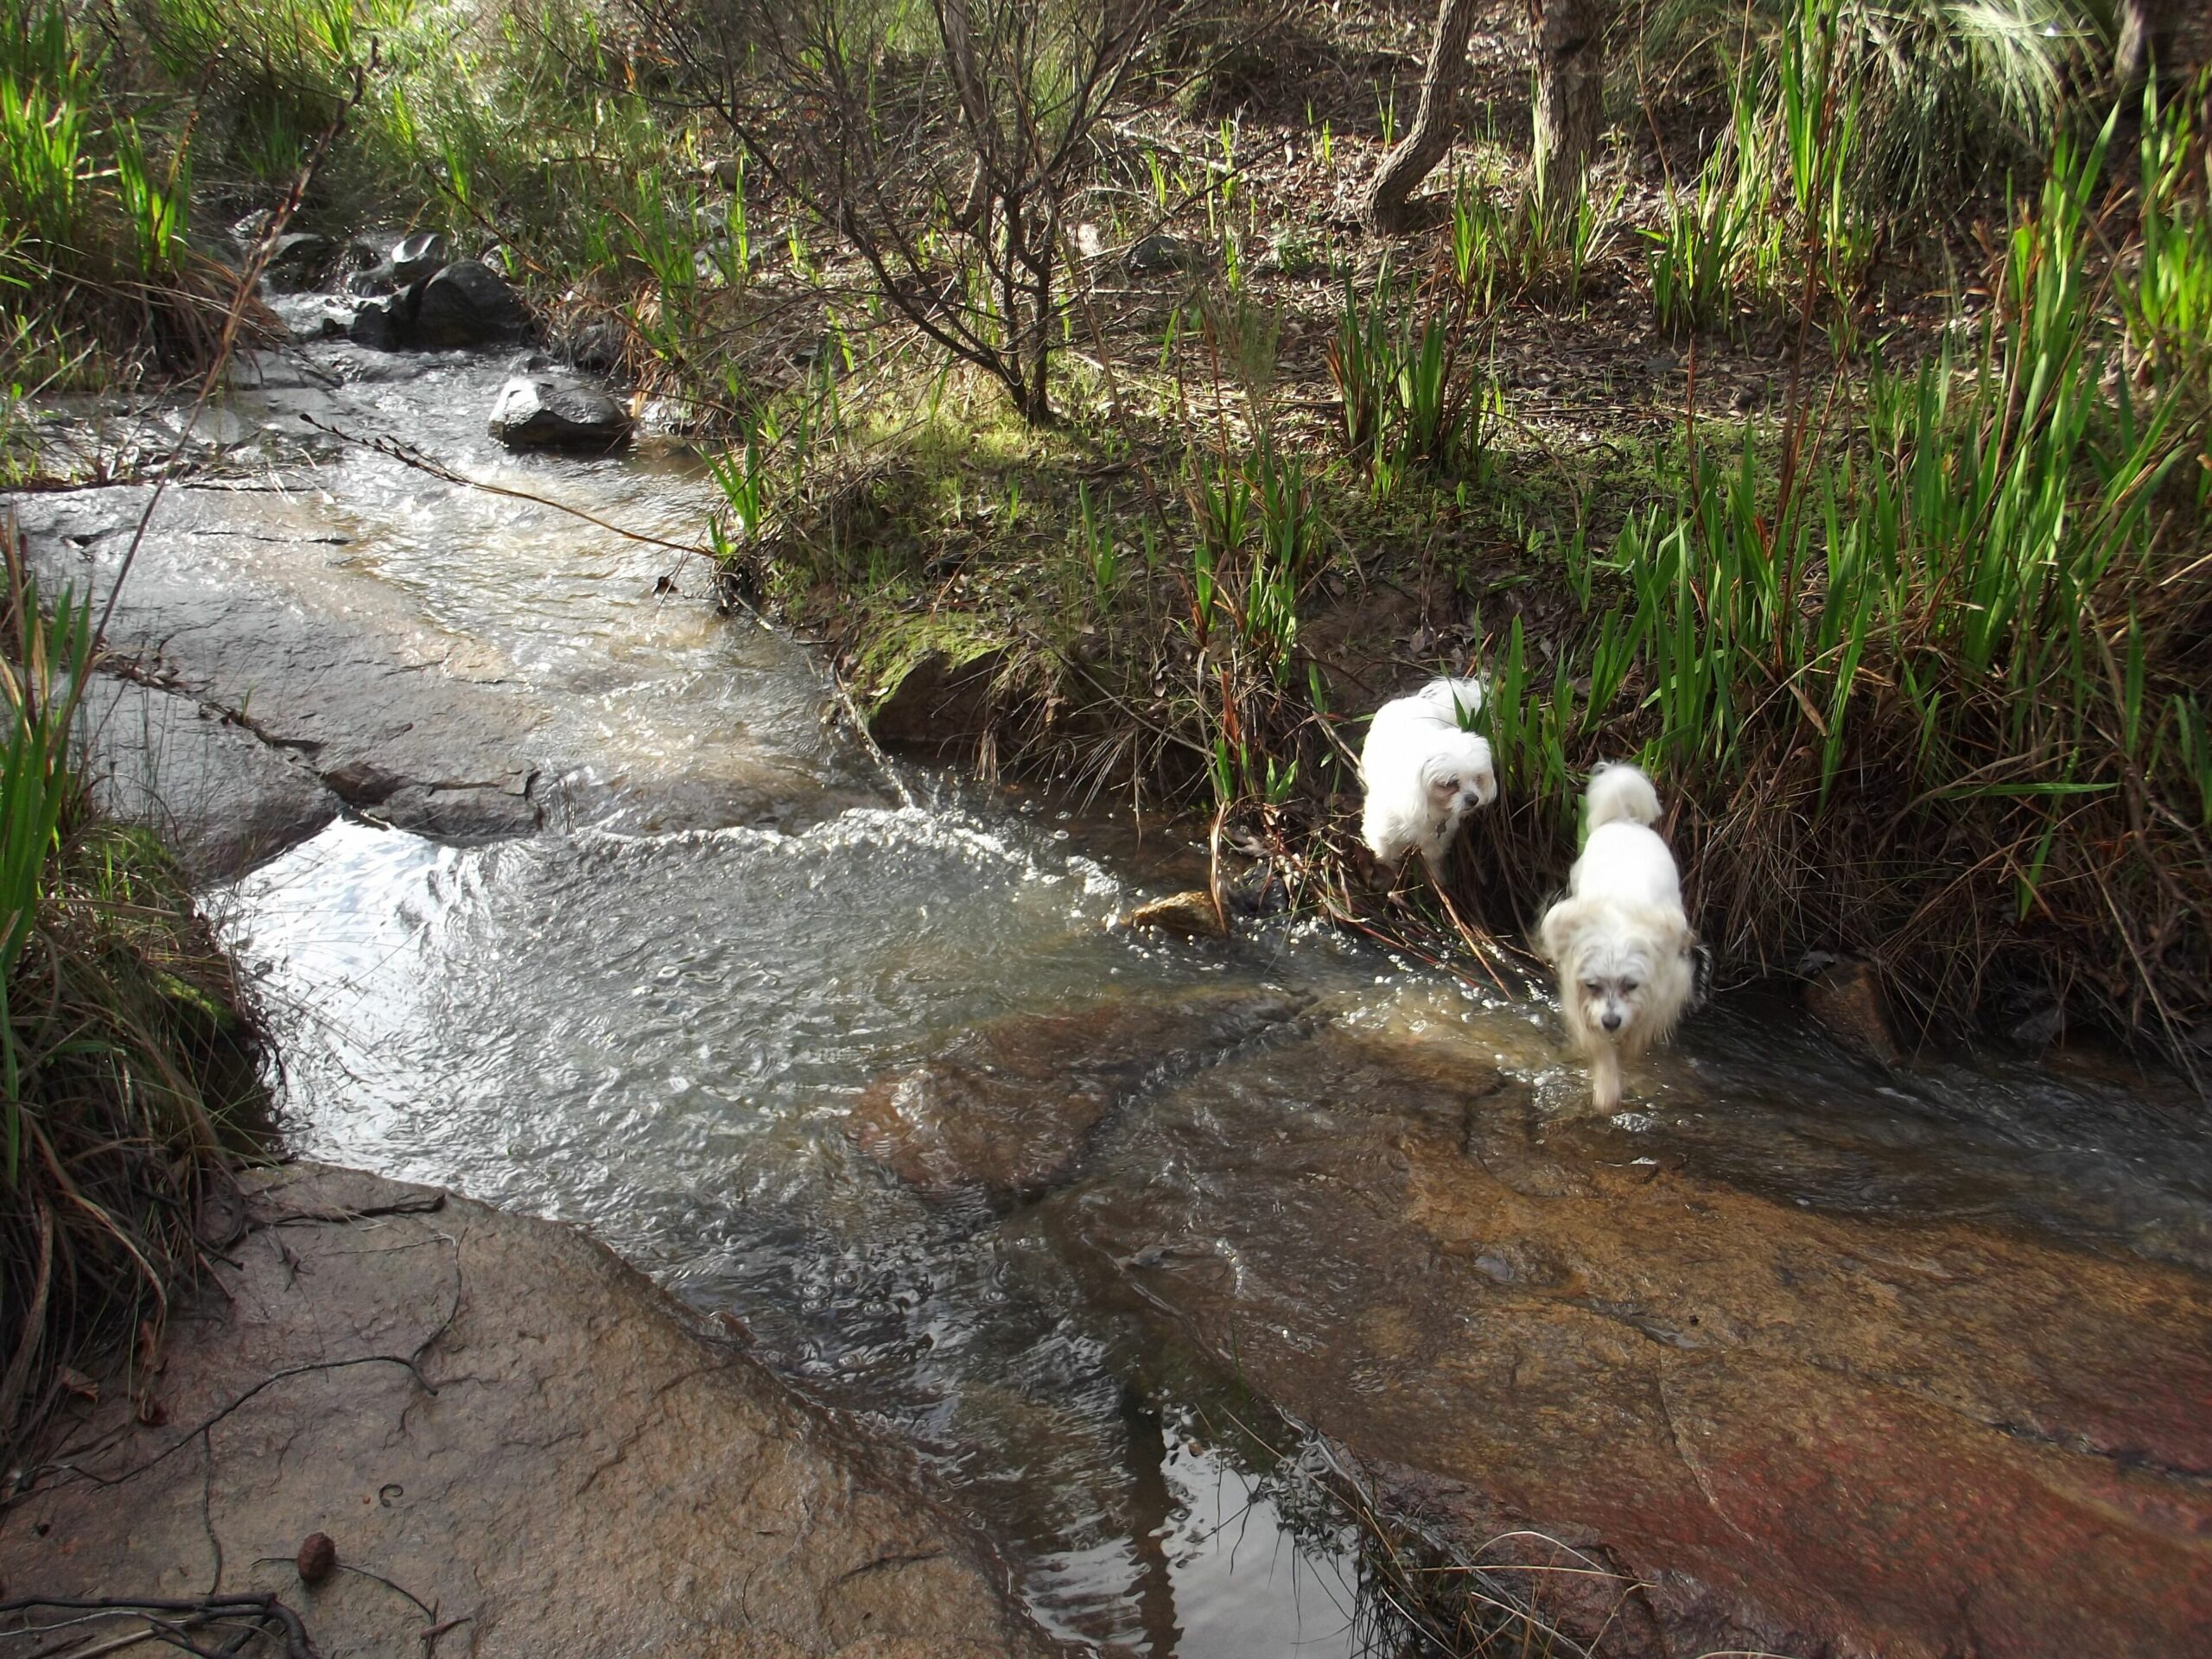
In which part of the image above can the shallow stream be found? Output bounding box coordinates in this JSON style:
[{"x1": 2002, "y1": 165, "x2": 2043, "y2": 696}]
[{"x1": 33, "y1": 327, "x2": 2209, "y2": 1656}]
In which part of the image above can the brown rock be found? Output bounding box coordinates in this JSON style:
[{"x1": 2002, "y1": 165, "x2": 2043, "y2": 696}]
[
  {"x1": 1803, "y1": 957, "x2": 1901, "y2": 1062},
  {"x1": 0, "y1": 1164, "x2": 1051, "y2": 1659},
  {"x1": 295, "y1": 1531, "x2": 337, "y2": 1586},
  {"x1": 1038, "y1": 1025, "x2": 2212, "y2": 1659},
  {"x1": 848, "y1": 991, "x2": 1309, "y2": 1201},
  {"x1": 1121, "y1": 890, "x2": 1225, "y2": 938}
]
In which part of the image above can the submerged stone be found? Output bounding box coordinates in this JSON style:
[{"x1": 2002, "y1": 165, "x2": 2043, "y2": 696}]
[
  {"x1": 1121, "y1": 889, "x2": 1225, "y2": 938},
  {"x1": 848, "y1": 990, "x2": 1311, "y2": 1202}
]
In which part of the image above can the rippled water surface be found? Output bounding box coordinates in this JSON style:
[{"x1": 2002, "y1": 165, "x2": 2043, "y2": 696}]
[{"x1": 175, "y1": 331, "x2": 2212, "y2": 1654}]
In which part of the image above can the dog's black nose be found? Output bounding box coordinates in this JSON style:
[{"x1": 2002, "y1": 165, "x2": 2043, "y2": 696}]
[{"x1": 1601, "y1": 1011, "x2": 1623, "y2": 1033}]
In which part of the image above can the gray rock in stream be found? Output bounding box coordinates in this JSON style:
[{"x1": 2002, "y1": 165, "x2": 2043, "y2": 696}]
[
  {"x1": 389, "y1": 228, "x2": 451, "y2": 283},
  {"x1": 262, "y1": 231, "x2": 334, "y2": 290},
  {"x1": 488, "y1": 372, "x2": 632, "y2": 452},
  {"x1": 346, "y1": 287, "x2": 415, "y2": 346},
  {"x1": 414, "y1": 257, "x2": 531, "y2": 346},
  {"x1": 848, "y1": 990, "x2": 1313, "y2": 1204},
  {"x1": 77, "y1": 673, "x2": 341, "y2": 879},
  {"x1": 1034, "y1": 1018, "x2": 2212, "y2": 1659},
  {"x1": 10, "y1": 486, "x2": 546, "y2": 850}
]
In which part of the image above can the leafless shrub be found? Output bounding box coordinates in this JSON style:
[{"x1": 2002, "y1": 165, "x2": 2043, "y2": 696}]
[{"x1": 627, "y1": 0, "x2": 1178, "y2": 423}]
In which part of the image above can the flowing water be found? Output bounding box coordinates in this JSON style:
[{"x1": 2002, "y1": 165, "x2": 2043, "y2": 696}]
[{"x1": 48, "y1": 326, "x2": 2209, "y2": 1655}]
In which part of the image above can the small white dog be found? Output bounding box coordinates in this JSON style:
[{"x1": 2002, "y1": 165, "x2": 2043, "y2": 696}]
[
  {"x1": 1539, "y1": 765, "x2": 1694, "y2": 1110},
  {"x1": 1358, "y1": 677, "x2": 1497, "y2": 880}
]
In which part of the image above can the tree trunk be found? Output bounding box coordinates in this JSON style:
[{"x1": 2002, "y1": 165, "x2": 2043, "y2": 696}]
[
  {"x1": 1365, "y1": 0, "x2": 1484, "y2": 233},
  {"x1": 2117, "y1": 1, "x2": 2212, "y2": 94},
  {"x1": 1529, "y1": 0, "x2": 1606, "y2": 204}
]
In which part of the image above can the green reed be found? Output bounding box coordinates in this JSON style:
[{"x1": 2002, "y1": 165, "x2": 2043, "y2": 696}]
[{"x1": 1474, "y1": 99, "x2": 2209, "y2": 1037}]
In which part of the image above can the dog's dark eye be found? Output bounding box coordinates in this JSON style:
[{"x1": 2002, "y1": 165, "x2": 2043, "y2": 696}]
[
  {"x1": 1620, "y1": 980, "x2": 1640, "y2": 993},
  {"x1": 1581, "y1": 981, "x2": 1603, "y2": 995}
]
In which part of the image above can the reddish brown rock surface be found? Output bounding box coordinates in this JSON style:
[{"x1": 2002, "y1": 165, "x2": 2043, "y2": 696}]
[
  {"x1": 0, "y1": 1165, "x2": 1052, "y2": 1659},
  {"x1": 1032, "y1": 1024, "x2": 2212, "y2": 1659}
]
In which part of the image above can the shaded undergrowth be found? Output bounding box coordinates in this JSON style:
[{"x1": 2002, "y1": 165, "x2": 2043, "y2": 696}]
[{"x1": 720, "y1": 76, "x2": 2212, "y2": 1063}]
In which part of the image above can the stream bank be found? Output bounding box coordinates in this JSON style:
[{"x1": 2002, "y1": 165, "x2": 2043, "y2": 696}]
[{"x1": 5, "y1": 320, "x2": 2208, "y2": 1658}]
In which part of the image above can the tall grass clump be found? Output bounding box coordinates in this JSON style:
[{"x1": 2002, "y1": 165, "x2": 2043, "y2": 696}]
[
  {"x1": 1448, "y1": 168, "x2": 1622, "y2": 310},
  {"x1": 1643, "y1": 0, "x2": 1883, "y2": 335},
  {"x1": 1, "y1": 524, "x2": 272, "y2": 1462},
  {"x1": 1328, "y1": 261, "x2": 1496, "y2": 496},
  {"x1": 1639, "y1": 0, "x2": 2094, "y2": 225},
  {"x1": 1465, "y1": 100, "x2": 2211, "y2": 1050},
  {"x1": 0, "y1": 0, "x2": 268, "y2": 378}
]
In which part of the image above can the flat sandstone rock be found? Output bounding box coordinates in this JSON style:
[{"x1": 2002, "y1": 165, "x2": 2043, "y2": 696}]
[
  {"x1": 1039, "y1": 1025, "x2": 2212, "y2": 1659},
  {"x1": 0, "y1": 1164, "x2": 1052, "y2": 1659}
]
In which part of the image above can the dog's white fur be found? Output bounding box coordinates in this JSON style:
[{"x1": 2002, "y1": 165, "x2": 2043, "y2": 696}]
[
  {"x1": 1539, "y1": 766, "x2": 1694, "y2": 1110},
  {"x1": 1359, "y1": 677, "x2": 1497, "y2": 879}
]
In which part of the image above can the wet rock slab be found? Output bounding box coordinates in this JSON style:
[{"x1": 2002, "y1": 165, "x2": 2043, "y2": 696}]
[
  {"x1": 0, "y1": 1164, "x2": 1052, "y2": 1659},
  {"x1": 11, "y1": 486, "x2": 543, "y2": 851},
  {"x1": 1036, "y1": 1023, "x2": 2212, "y2": 1659},
  {"x1": 849, "y1": 990, "x2": 1311, "y2": 1203},
  {"x1": 77, "y1": 674, "x2": 340, "y2": 879}
]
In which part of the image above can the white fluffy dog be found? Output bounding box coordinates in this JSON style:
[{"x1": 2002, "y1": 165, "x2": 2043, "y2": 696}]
[
  {"x1": 1539, "y1": 765, "x2": 1694, "y2": 1110},
  {"x1": 1358, "y1": 677, "x2": 1497, "y2": 880}
]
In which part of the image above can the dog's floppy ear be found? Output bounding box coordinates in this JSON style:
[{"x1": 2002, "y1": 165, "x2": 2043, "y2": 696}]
[{"x1": 1538, "y1": 897, "x2": 1586, "y2": 965}]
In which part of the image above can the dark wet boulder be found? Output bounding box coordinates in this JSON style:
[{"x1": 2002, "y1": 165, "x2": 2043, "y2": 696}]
[
  {"x1": 1035, "y1": 1022, "x2": 2212, "y2": 1659},
  {"x1": 1802, "y1": 955, "x2": 1901, "y2": 1062},
  {"x1": 346, "y1": 284, "x2": 417, "y2": 348},
  {"x1": 487, "y1": 373, "x2": 632, "y2": 452},
  {"x1": 262, "y1": 232, "x2": 334, "y2": 290},
  {"x1": 346, "y1": 261, "x2": 530, "y2": 353},
  {"x1": 848, "y1": 990, "x2": 1311, "y2": 1203},
  {"x1": 412, "y1": 258, "x2": 531, "y2": 346},
  {"x1": 389, "y1": 229, "x2": 451, "y2": 283}
]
